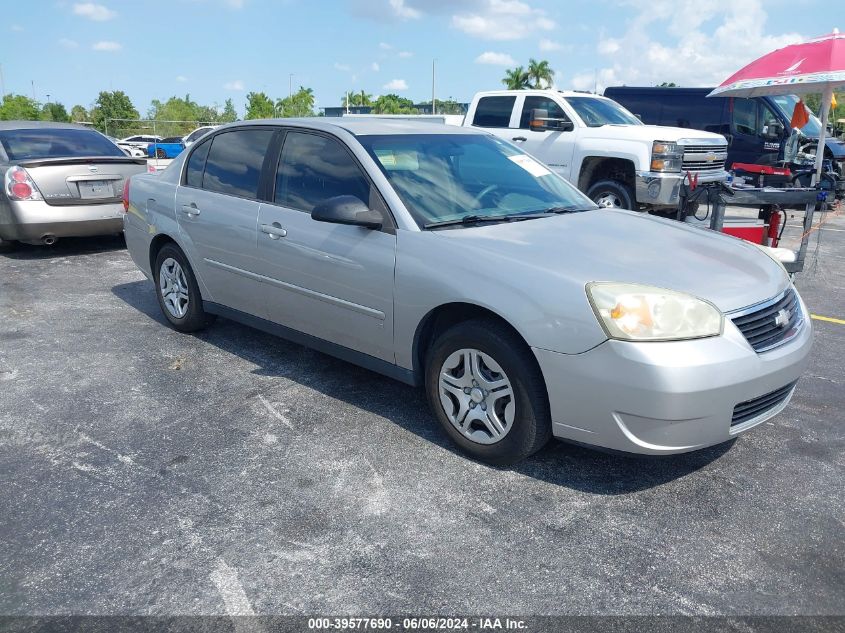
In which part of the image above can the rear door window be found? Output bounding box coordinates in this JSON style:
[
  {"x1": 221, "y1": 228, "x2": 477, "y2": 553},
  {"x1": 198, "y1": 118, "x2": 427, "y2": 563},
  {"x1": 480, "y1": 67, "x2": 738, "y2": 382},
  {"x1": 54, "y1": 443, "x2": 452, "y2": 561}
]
[
  {"x1": 201, "y1": 128, "x2": 274, "y2": 199},
  {"x1": 519, "y1": 96, "x2": 568, "y2": 129},
  {"x1": 274, "y1": 131, "x2": 379, "y2": 213},
  {"x1": 472, "y1": 96, "x2": 516, "y2": 128}
]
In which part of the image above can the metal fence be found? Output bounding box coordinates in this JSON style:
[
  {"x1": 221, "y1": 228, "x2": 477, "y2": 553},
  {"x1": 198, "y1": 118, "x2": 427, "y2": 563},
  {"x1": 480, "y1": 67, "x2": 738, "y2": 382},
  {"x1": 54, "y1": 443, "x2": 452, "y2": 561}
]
[{"x1": 105, "y1": 118, "x2": 217, "y2": 140}]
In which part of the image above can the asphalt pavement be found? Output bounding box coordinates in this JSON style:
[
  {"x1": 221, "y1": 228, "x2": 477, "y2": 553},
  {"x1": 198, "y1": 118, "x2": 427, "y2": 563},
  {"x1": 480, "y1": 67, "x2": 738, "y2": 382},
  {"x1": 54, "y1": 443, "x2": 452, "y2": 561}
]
[{"x1": 0, "y1": 209, "x2": 843, "y2": 617}]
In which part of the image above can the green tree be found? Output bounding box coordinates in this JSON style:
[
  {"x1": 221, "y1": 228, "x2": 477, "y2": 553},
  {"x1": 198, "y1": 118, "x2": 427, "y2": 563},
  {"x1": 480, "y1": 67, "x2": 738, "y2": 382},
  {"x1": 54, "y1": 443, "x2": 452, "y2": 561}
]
[
  {"x1": 418, "y1": 99, "x2": 465, "y2": 115},
  {"x1": 245, "y1": 91, "x2": 275, "y2": 119},
  {"x1": 657, "y1": 82, "x2": 678, "y2": 87},
  {"x1": 91, "y1": 90, "x2": 139, "y2": 134},
  {"x1": 372, "y1": 94, "x2": 418, "y2": 114},
  {"x1": 0, "y1": 94, "x2": 40, "y2": 120},
  {"x1": 40, "y1": 102, "x2": 70, "y2": 122},
  {"x1": 804, "y1": 91, "x2": 844, "y2": 118},
  {"x1": 342, "y1": 91, "x2": 373, "y2": 107},
  {"x1": 70, "y1": 105, "x2": 89, "y2": 122},
  {"x1": 527, "y1": 58, "x2": 554, "y2": 89},
  {"x1": 502, "y1": 66, "x2": 531, "y2": 90},
  {"x1": 276, "y1": 86, "x2": 316, "y2": 117},
  {"x1": 219, "y1": 98, "x2": 238, "y2": 122}
]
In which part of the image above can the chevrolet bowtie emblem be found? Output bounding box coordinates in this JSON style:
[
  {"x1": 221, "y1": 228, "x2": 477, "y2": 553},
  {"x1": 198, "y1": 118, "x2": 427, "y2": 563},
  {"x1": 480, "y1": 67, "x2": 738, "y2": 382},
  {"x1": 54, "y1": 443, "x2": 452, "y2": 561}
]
[{"x1": 774, "y1": 308, "x2": 791, "y2": 328}]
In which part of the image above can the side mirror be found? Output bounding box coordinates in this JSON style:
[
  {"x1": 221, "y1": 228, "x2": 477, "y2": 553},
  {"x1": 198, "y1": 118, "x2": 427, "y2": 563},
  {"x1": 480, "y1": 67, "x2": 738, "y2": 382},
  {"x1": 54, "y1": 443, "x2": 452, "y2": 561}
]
[
  {"x1": 764, "y1": 121, "x2": 784, "y2": 140},
  {"x1": 311, "y1": 195, "x2": 383, "y2": 229},
  {"x1": 529, "y1": 108, "x2": 574, "y2": 132}
]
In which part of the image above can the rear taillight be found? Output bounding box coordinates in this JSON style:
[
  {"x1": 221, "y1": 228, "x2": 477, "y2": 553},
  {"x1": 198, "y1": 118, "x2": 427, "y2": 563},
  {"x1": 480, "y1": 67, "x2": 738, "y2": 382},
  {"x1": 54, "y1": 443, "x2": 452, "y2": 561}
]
[
  {"x1": 4, "y1": 166, "x2": 43, "y2": 201},
  {"x1": 122, "y1": 177, "x2": 130, "y2": 212}
]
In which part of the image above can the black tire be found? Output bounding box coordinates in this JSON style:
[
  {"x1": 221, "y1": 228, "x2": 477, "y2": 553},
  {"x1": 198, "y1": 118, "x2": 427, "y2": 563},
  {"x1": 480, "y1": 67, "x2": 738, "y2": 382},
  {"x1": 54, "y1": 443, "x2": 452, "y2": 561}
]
[
  {"x1": 156, "y1": 148, "x2": 167, "y2": 159},
  {"x1": 153, "y1": 243, "x2": 211, "y2": 333},
  {"x1": 587, "y1": 179, "x2": 636, "y2": 210},
  {"x1": 424, "y1": 319, "x2": 551, "y2": 466}
]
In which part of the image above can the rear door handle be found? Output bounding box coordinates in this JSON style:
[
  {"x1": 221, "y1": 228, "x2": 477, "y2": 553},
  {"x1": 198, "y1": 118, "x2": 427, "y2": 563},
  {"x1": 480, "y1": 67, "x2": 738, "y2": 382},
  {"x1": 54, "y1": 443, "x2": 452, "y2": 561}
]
[
  {"x1": 180, "y1": 204, "x2": 200, "y2": 217},
  {"x1": 260, "y1": 223, "x2": 287, "y2": 240},
  {"x1": 512, "y1": 136, "x2": 527, "y2": 142}
]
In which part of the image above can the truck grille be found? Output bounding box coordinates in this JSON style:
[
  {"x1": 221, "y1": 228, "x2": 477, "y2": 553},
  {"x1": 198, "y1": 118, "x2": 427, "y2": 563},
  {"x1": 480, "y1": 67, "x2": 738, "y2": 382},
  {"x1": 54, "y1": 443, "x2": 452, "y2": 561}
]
[
  {"x1": 681, "y1": 144, "x2": 728, "y2": 173},
  {"x1": 732, "y1": 381, "x2": 797, "y2": 427},
  {"x1": 730, "y1": 288, "x2": 803, "y2": 353}
]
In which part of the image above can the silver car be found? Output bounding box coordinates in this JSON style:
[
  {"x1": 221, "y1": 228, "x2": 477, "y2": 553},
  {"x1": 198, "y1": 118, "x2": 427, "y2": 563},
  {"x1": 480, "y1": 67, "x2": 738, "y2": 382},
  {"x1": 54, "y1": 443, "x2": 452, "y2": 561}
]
[
  {"x1": 0, "y1": 121, "x2": 147, "y2": 246},
  {"x1": 123, "y1": 119, "x2": 812, "y2": 465}
]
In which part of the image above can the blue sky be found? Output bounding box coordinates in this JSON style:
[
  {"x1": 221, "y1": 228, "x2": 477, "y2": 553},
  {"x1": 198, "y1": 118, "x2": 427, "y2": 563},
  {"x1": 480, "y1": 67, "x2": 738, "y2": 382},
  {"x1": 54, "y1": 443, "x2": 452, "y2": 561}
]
[{"x1": 1, "y1": 0, "x2": 829, "y2": 117}]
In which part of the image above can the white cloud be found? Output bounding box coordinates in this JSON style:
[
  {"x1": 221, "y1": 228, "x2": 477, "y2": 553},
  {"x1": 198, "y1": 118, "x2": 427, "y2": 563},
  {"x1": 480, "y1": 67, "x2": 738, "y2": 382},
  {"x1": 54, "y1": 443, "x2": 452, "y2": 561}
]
[
  {"x1": 371, "y1": 62, "x2": 380, "y2": 71},
  {"x1": 224, "y1": 0, "x2": 245, "y2": 7},
  {"x1": 334, "y1": 62, "x2": 351, "y2": 72},
  {"x1": 58, "y1": 38, "x2": 79, "y2": 48},
  {"x1": 389, "y1": 0, "x2": 420, "y2": 19},
  {"x1": 539, "y1": 38, "x2": 560, "y2": 51},
  {"x1": 398, "y1": 50, "x2": 413, "y2": 58},
  {"x1": 176, "y1": 75, "x2": 188, "y2": 82},
  {"x1": 11, "y1": 24, "x2": 24, "y2": 32},
  {"x1": 581, "y1": 0, "x2": 803, "y2": 92},
  {"x1": 92, "y1": 40, "x2": 121, "y2": 51},
  {"x1": 379, "y1": 42, "x2": 393, "y2": 50},
  {"x1": 224, "y1": 79, "x2": 245, "y2": 90},
  {"x1": 383, "y1": 78, "x2": 408, "y2": 91},
  {"x1": 73, "y1": 3, "x2": 116, "y2": 21},
  {"x1": 452, "y1": 0, "x2": 554, "y2": 41},
  {"x1": 475, "y1": 51, "x2": 516, "y2": 66}
]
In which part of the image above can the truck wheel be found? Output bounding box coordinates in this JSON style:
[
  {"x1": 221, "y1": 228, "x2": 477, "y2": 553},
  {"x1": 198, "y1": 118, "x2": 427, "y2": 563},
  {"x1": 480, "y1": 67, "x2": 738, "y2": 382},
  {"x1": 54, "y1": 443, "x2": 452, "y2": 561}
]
[{"x1": 587, "y1": 180, "x2": 635, "y2": 210}]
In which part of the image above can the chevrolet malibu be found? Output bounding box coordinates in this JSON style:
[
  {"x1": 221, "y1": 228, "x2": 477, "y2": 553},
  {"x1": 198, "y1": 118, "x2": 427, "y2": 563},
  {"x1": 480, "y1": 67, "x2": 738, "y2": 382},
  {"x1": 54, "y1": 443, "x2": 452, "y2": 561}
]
[
  {"x1": 123, "y1": 119, "x2": 812, "y2": 465},
  {"x1": 0, "y1": 121, "x2": 147, "y2": 246}
]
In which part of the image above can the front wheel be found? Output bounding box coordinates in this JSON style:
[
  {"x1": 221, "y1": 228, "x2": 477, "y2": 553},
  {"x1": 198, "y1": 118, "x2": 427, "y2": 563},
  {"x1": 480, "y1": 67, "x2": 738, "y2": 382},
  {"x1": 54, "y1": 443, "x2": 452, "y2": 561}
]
[
  {"x1": 425, "y1": 319, "x2": 551, "y2": 466},
  {"x1": 587, "y1": 179, "x2": 636, "y2": 210},
  {"x1": 154, "y1": 244, "x2": 211, "y2": 332}
]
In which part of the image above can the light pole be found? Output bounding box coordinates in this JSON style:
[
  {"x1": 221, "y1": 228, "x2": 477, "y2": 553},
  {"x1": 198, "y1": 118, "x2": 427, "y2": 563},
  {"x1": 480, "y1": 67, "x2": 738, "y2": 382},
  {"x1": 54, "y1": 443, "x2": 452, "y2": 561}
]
[
  {"x1": 289, "y1": 73, "x2": 295, "y2": 99},
  {"x1": 432, "y1": 59, "x2": 437, "y2": 115}
]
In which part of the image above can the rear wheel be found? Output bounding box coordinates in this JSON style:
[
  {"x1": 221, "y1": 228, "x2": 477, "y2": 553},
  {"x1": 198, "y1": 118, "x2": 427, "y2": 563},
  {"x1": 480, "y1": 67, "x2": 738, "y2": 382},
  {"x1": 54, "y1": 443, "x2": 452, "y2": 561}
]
[
  {"x1": 587, "y1": 179, "x2": 635, "y2": 210},
  {"x1": 156, "y1": 148, "x2": 167, "y2": 159},
  {"x1": 154, "y1": 244, "x2": 211, "y2": 332},
  {"x1": 425, "y1": 319, "x2": 551, "y2": 466}
]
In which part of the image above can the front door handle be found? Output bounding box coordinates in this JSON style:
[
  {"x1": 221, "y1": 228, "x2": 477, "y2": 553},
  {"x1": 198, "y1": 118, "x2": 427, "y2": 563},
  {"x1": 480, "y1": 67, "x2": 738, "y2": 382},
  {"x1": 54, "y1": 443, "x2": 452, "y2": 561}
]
[
  {"x1": 180, "y1": 204, "x2": 200, "y2": 217},
  {"x1": 512, "y1": 136, "x2": 527, "y2": 142},
  {"x1": 260, "y1": 223, "x2": 287, "y2": 240}
]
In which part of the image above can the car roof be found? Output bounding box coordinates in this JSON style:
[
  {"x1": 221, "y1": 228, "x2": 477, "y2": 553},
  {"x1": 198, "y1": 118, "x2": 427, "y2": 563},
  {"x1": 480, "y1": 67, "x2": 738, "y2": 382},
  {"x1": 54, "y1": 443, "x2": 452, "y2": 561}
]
[
  {"x1": 0, "y1": 121, "x2": 95, "y2": 131},
  {"x1": 221, "y1": 118, "x2": 485, "y2": 137}
]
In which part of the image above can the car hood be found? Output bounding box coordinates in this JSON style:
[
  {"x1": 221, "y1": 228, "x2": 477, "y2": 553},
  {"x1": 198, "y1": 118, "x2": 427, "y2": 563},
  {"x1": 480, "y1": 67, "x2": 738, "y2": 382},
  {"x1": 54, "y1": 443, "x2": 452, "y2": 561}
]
[
  {"x1": 578, "y1": 124, "x2": 727, "y2": 145},
  {"x1": 431, "y1": 210, "x2": 788, "y2": 313}
]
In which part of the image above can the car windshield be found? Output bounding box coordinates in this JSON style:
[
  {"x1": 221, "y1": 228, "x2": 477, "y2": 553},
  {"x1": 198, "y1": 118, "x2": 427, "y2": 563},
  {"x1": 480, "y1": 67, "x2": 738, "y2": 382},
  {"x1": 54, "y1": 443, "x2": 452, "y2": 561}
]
[
  {"x1": 769, "y1": 94, "x2": 823, "y2": 137},
  {"x1": 0, "y1": 128, "x2": 126, "y2": 160},
  {"x1": 564, "y1": 96, "x2": 642, "y2": 127},
  {"x1": 358, "y1": 133, "x2": 596, "y2": 228}
]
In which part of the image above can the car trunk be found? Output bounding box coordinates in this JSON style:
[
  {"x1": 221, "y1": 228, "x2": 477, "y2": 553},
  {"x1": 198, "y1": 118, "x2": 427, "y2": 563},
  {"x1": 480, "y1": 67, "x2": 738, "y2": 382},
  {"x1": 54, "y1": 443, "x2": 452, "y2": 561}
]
[{"x1": 19, "y1": 156, "x2": 147, "y2": 206}]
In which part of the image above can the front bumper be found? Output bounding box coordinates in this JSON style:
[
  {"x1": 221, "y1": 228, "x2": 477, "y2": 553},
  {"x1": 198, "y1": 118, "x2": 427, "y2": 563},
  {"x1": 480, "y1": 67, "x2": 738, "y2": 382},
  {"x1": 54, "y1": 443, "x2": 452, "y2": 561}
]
[
  {"x1": 532, "y1": 293, "x2": 813, "y2": 455},
  {"x1": 635, "y1": 169, "x2": 728, "y2": 207},
  {"x1": 0, "y1": 199, "x2": 125, "y2": 241}
]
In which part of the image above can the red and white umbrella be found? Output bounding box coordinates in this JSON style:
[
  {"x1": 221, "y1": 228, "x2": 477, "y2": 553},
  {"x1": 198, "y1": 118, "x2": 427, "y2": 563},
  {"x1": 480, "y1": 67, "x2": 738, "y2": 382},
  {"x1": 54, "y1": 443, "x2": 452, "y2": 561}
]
[{"x1": 709, "y1": 30, "x2": 844, "y2": 181}]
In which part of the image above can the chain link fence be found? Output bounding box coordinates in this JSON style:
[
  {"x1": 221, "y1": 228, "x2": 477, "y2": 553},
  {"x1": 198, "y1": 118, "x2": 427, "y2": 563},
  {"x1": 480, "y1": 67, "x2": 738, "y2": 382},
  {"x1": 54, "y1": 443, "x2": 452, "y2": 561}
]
[{"x1": 106, "y1": 118, "x2": 217, "y2": 140}]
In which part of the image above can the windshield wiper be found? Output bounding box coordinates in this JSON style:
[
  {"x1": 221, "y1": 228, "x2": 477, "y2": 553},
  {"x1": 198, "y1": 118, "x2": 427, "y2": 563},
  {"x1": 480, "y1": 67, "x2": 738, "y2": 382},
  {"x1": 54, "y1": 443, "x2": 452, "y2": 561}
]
[{"x1": 424, "y1": 214, "x2": 527, "y2": 229}]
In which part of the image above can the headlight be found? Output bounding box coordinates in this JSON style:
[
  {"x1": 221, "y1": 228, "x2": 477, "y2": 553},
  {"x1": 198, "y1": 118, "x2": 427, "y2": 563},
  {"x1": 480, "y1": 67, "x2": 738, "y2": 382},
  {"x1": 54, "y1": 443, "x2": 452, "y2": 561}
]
[
  {"x1": 586, "y1": 282, "x2": 723, "y2": 341},
  {"x1": 651, "y1": 141, "x2": 682, "y2": 172}
]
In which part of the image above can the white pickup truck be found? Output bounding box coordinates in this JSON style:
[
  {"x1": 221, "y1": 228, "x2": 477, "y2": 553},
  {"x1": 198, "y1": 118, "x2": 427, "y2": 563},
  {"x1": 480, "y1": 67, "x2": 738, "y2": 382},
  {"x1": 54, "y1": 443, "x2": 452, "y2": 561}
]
[{"x1": 350, "y1": 90, "x2": 730, "y2": 211}]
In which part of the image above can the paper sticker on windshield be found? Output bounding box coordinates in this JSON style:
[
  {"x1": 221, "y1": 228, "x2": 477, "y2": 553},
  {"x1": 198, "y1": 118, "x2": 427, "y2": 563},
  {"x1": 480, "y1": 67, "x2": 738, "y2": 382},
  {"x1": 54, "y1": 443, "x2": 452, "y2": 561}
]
[
  {"x1": 375, "y1": 149, "x2": 419, "y2": 171},
  {"x1": 508, "y1": 154, "x2": 551, "y2": 177}
]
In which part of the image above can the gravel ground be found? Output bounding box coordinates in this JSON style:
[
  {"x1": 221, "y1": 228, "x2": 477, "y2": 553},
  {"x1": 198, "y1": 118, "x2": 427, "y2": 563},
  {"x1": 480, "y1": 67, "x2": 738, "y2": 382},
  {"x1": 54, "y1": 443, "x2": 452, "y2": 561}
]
[{"x1": 0, "y1": 208, "x2": 843, "y2": 618}]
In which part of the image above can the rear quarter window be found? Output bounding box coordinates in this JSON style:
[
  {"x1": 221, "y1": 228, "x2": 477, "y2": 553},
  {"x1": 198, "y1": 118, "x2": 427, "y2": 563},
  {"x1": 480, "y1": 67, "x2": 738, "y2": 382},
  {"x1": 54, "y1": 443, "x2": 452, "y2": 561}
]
[
  {"x1": 185, "y1": 139, "x2": 211, "y2": 188},
  {"x1": 472, "y1": 96, "x2": 516, "y2": 128}
]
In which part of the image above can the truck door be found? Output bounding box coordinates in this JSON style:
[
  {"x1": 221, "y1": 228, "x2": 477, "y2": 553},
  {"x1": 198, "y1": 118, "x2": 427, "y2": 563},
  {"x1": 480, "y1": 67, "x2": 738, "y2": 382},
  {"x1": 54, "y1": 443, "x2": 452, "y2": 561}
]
[
  {"x1": 728, "y1": 98, "x2": 783, "y2": 166},
  {"x1": 514, "y1": 95, "x2": 576, "y2": 181}
]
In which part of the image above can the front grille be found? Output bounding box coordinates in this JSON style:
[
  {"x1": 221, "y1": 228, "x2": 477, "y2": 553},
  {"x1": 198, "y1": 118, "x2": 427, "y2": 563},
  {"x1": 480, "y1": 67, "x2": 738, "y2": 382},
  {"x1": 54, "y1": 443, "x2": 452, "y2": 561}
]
[
  {"x1": 730, "y1": 288, "x2": 803, "y2": 353},
  {"x1": 681, "y1": 143, "x2": 728, "y2": 173},
  {"x1": 732, "y1": 381, "x2": 797, "y2": 427}
]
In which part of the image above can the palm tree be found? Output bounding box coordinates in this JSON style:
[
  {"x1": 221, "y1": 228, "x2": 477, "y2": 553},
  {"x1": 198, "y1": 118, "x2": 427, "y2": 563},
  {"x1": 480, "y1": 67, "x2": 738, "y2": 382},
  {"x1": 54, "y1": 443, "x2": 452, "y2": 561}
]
[
  {"x1": 527, "y1": 58, "x2": 554, "y2": 89},
  {"x1": 342, "y1": 91, "x2": 373, "y2": 107},
  {"x1": 502, "y1": 66, "x2": 531, "y2": 90}
]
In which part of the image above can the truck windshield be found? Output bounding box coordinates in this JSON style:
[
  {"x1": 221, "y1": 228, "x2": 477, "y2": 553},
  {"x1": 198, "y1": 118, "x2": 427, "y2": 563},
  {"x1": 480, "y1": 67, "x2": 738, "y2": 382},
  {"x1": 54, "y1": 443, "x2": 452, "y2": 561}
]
[
  {"x1": 769, "y1": 95, "x2": 822, "y2": 137},
  {"x1": 358, "y1": 133, "x2": 595, "y2": 228},
  {"x1": 564, "y1": 96, "x2": 642, "y2": 127}
]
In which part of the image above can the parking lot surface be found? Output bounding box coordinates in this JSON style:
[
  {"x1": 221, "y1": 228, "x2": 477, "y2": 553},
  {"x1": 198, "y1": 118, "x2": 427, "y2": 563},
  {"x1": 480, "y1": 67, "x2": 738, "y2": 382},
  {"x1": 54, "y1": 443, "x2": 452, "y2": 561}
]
[{"x1": 0, "y1": 209, "x2": 843, "y2": 616}]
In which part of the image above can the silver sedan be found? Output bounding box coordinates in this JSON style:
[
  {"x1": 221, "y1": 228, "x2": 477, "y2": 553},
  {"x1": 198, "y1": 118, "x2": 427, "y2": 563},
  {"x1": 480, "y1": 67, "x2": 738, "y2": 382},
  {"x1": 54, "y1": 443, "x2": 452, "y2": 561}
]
[{"x1": 123, "y1": 119, "x2": 812, "y2": 465}]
